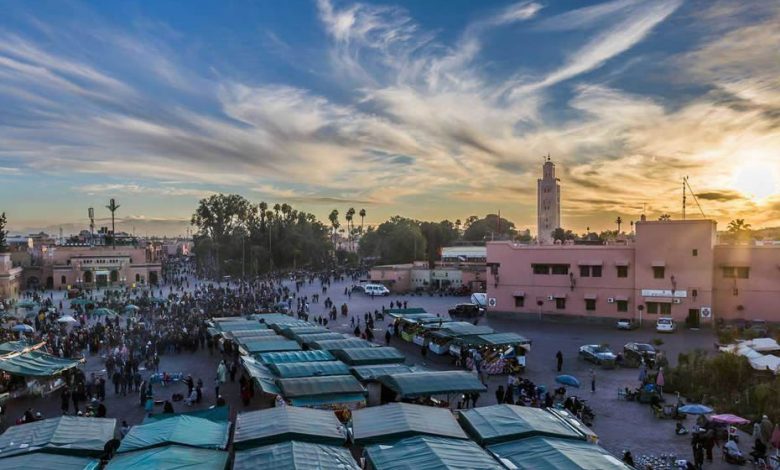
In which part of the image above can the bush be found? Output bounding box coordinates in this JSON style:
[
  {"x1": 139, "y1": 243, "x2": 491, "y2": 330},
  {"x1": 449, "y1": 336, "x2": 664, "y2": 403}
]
[{"x1": 651, "y1": 338, "x2": 664, "y2": 347}]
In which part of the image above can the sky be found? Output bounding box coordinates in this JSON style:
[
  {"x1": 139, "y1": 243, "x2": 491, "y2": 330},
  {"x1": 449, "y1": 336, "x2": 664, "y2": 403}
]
[{"x1": 1, "y1": 0, "x2": 779, "y2": 237}]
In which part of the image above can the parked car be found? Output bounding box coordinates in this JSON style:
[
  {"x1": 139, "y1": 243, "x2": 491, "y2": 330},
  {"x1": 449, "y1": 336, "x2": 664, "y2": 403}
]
[
  {"x1": 579, "y1": 344, "x2": 617, "y2": 365},
  {"x1": 448, "y1": 303, "x2": 484, "y2": 318},
  {"x1": 363, "y1": 284, "x2": 390, "y2": 296},
  {"x1": 655, "y1": 317, "x2": 676, "y2": 333},
  {"x1": 616, "y1": 318, "x2": 638, "y2": 330},
  {"x1": 748, "y1": 319, "x2": 768, "y2": 337},
  {"x1": 624, "y1": 342, "x2": 657, "y2": 368}
]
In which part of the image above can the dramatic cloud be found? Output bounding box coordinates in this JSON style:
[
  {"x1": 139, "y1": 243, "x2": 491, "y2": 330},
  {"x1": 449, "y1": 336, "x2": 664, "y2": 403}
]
[{"x1": 0, "y1": 0, "x2": 778, "y2": 235}]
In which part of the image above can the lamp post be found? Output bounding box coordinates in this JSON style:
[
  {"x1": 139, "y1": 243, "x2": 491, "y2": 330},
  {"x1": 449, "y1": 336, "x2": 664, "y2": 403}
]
[{"x1": 638, "y1": 304, "x2": 644, "y2": 327}]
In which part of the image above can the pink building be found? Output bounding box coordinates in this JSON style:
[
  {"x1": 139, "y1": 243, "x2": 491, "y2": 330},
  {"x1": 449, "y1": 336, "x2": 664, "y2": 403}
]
[{"x1": 487, "y1": 219, "x2": 780, "y2": 324}]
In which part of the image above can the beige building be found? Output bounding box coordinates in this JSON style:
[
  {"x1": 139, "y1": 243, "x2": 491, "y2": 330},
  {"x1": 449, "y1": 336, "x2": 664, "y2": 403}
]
[{"x1": 0, "y1": 253, "x2": 23, "y2": 300}]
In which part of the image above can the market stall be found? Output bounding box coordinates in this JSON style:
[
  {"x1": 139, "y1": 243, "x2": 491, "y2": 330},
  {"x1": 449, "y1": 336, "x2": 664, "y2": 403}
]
[
  {"x1": 486, "y1": 436, "x2": 631, "y2": 470},
  {"x1": 448, "y1": 332, "x2": 531, "y2": 375},
  {"x1": 233, "y1": 407, "x2": 347, "y2": 449},
  {"x1": 0, "y1": 349, "x2": 84, "y2": 398},
  {"x1": 267, "y1": 360, "x2": 351, "y2": 379},
  {"x1": 117, "y1": 415, "x2": 229, "y2": 453},
  {"x1": 257, "y1": 350, "x2": 335, "y2": 365},
  {"x1": 233, "y1": 440, "x2": 359, "y2": 470},
  {"x1": 333, "y1": 347, "x2": 406, "y2": 366},
  {"x1": 0, "y1": 416, "x2": 116, "y2": 458},
  {"x1": 351, "y1": 402, "x2": 468, "y2": 445},
  {"x1": 376, "y1": 371, "x2": 487, "y2": 407},
  {"x1": 458, "y1": 404, "x2": 587, "y2": 446},
  {"x1": 106, "y1": 445, "x2": 228, "y2": 470},
  {"x1": 277, "y1": 375, "x2": 367, "y2": 414},
  {"x1": 364, "y1": 435, "x2": 502, "y2": 470}
]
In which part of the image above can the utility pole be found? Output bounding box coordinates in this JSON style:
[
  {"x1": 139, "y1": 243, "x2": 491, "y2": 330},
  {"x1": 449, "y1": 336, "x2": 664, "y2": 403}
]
[
  {"x1": 88, "y1": 207, "x2": 95, "y2": 246},
  {"x1": 682, "y1": 176, "x2": 687, "y2": 220},
  {"x1": 106, "y1": 198, "x2": 120, "y2": 250}
]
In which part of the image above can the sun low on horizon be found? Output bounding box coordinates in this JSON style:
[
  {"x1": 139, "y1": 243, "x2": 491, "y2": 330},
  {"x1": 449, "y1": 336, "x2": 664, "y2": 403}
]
[{"x1": 731, "y1": 162, "x2": 780, "y2": 203}]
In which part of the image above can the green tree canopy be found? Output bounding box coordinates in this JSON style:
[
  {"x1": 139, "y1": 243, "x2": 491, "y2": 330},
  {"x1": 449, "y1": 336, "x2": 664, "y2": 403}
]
[
  {"x1": 358, "y1": 216, "x2": 426, "y2": 264},
  {"x1": 0, "y1": 212, "x2": 7, "y2": 252},
  {"x1": 462, "y1": 214, "x2": 516, "y2": 241}
]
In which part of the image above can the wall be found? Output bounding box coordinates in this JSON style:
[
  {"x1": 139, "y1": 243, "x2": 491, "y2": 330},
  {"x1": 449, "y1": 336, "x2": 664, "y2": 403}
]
[{"x1": 713, "y1": 245, "x2": 780, "y2": 321}]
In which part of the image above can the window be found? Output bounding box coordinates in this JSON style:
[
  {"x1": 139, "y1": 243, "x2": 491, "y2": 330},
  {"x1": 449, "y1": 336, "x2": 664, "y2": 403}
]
[
  {"x1": 551, "y1": 264, "x2": 569, "y2": 275},
  {"x1": 532, "y1": 264, "x2": 549, "y2": 275},
  {"x1": 591, "y1": 265, "x2": 602, "y2": 277},
  {"x1": 61, "y1": 275, "x2": 66, "y2": 285},
  {"x1": 723, "y1": 266, "x2": 750, "y2": 279},
  {"x1": 660, "y1": 303, "x2": 672, "y2": 315},
  {"x1": 692, "y1": 249, "x2": 698, "y2": 256},
  {"x1": 514, "y1": 296, "x2": 525, "y2": 308},
  {"x1": 722, "y1": 267, "x2": 735, "y2": 278},
  {"x1": 647, "y1": 302, "x2": 658, "y2": 314},
  {"x1": 555, "y1": 298, "x2": 566, "y2": 309},
  {"x1": 617, "y1": 266, "x2": 628, "y2": 278},
  {"x1": 653, "y1": 266, "x2": 665, "y2": 279},
  {"x1": 579, "y1": 265, "x2": 590, "y2": 277},
  {"x1": 736, "y1": 267, "x2": 750, "y2": 279},
  {"x1": 617, "y1": 300, "x2": 628, "y2": 312},
  {"x1": 585, "y1": 299, "x2": 596, "y2": 311}
]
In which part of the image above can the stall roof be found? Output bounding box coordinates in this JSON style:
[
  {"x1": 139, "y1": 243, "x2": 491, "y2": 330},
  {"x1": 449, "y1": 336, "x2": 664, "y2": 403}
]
[
  {"x1": 429, "y1": 322, "x2": 495, "y2": 337},
  {"x1": 106, "y1": 445, "x2": 228, "y2": 470},
  {"x1": 365, "y1": 435, "x2": 502, "y2": 470},
  {"x1": 458, "y1": 405, "x2": 585, "y2": 446},
  {"x1": 252, "y1": 313, "x2": 297, "y2": 324},
  {"x1": 0, "y1": 416, "x2": 116, "y2": 458},
  {"x1": 258, "y1": 349, "x2": 335, "y2": 365},
  {"x1": 239, "y1": 339, "x2": 301, "y2": 354},
  {"x1": 350, "y1": 364, "x2": 414, "y2": 381},
  {"x1": 0, "y1": 350, "x2": 83, "y2": 377},
  {"x1": 289, "y1": 394, "x2": 367, "y2": 408},
  {"x1": 143, "y1": 406, "x2": 229, "y2": 424},
  {"x1": 310, "y1": 338, "x2": 375, "y2": 351},
  {"x1": 279, "y1": 326, "x2": 330, "y2": 339},
  {"x1": 269, "y1": 320, "x2": 315, "y2": 332},
  {"x1": 117, "y1": 415, "x2": 229, "y2": 453},
  {"x1": 377, "y1": 371, "x2": 487, "y2": 398},
  {"x1": 268, "y1": 360, "x2": 351, "y2": 379},
  {"x1": 0, "y1": 340, "x2": 44, "y2": 354},
  {"x1": 294, "y1": 332, "x2": 349, "y2": 344},
  {"x1": 278, "y1": 375, "x2": 365, "y2": 398},
  {"x1": 233, "y1": 441, "x2": 359, "y2": 470},
  {"x1": 226, "y1": 329, "x2": 279, "y2": 340},
  {"x1": 487, "y1": 436, "x2": 631, "y2": 470},
  {"x1": 352, "y1": 403, "x2": 468, "y2": 445},
  {"x1": 476, "y1": 333, "x2": 531, "y2": 346},
  {"x1": 333, "y1": 347, "x2": 406, "y2": 366},
  {"x1": 0, "y1": 453, "x2": 99, "y2": 470},
  {"x1": 215, "y1": 321, "x2": 265, "y2": 332},
  {"x1": 241, "y1": 357, "x2": 281, "y2": 395},
  {"x1": 234, "y1": 407, "x2": 346, "y2": 449},
  {"x1": 392, "y1": 313, "x2": 442, "y2": 323}
]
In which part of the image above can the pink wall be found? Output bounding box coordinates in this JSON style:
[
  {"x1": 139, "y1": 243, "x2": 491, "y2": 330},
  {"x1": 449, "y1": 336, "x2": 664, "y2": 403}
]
[{"x1": 487, "y1": 219, "x2": 780, "y2": 323}]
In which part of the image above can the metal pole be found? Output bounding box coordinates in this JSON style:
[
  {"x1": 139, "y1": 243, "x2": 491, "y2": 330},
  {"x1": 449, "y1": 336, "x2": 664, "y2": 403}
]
[{"x1": 242, "y1": 236, "x2": 245, "y2": 279}]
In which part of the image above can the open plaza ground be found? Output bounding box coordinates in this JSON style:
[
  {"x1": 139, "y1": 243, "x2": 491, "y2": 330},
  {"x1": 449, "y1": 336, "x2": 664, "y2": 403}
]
[{"x1": 2, "y1": 273, "x2": 746, "y2": 469}]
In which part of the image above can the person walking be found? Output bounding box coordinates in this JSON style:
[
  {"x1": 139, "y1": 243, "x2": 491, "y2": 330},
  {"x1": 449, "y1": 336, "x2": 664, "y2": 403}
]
[
  {"x1": 590, "y1": 369, "x2": 596, "y2": 393},
  {"x1": 556, "y1": 351, "x2": 563, "y2": 372},
  {"x1": 217, "y1": 360, "x2": 227, "y2": 385},
  {"x1": 385, "y1": 327, "x2": 392, "y2": 346},
  {"x1": 495, "y1": 385, "x2": 504, "y2": 405}
]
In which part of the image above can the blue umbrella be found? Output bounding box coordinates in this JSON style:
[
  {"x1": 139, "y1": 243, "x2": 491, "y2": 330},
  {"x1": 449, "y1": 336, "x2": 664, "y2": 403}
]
[
  {"x1": 679, "y1": 404, "x2": 713, "y2": 415},
  {"x1": 555, "y1": 374, "x2": 581, "y2": 388},
  {"x1": 11, "y1": 324, "x2": 34, "y2": 333}
]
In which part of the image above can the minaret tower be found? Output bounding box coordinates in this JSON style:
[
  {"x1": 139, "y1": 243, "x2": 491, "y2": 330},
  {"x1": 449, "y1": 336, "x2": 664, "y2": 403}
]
[{"x1": 537, "y1": 155, "x2": 561, "y2": 244}]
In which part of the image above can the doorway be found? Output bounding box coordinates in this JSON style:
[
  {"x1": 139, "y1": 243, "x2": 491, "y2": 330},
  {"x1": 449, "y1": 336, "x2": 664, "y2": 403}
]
[{"x1": 686, "y1": 309, "x2": 700, "y2": 328}]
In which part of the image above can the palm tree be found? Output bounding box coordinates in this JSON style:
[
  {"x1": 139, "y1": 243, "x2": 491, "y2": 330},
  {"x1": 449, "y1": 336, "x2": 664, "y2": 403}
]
[
  {"x1": 615, "y1": 216, "x2": 623, "y2": 233},
  {"x1": 328, "y1": 209, "x2": 340, "y2": 250},
  {"x1": 359, "y1": 208, "x2": 366, "y2": 233},
  {"x1": 273, "y1": 203, "x2": 281, "y2": 220},
  {"x1": 258, "y1": 202, "x2": 268, "y2": 229},
  {"x1": 727, "y1": 219, "x2": 751, "y2": 233},
  {"x1": 346, "y1": 208, "x2": 355, "y2": 251},
  {"x1": 658, "y1": 214, "x2": 671, "y2": 221}
]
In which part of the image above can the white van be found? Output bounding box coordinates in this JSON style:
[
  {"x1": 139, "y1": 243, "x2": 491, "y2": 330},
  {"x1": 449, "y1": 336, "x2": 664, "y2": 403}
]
[
  {"x1": 656, "y1": 317, "x2": 676, "y2": 333},
  {"x1": 363, "y1": 284, "x2": 390, "y2": 296},
  {"x1": 470, "y1": 293, "x2": 487, "y2": 308}
]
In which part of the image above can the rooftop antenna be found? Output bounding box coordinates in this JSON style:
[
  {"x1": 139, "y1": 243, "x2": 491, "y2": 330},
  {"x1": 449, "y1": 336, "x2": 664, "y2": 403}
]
[
  {"x1": 88, "y1": 207, "x2": 95, "y2": 246},
  {"x1": 106, "y1": 198, "x2": 120, "y2": 250},
  {"x1": 684, "y1": 177, "x2": 706, "y2": 218},
  {"x1": 682, "y1": 177, "x2": 687, "y2": 220}
]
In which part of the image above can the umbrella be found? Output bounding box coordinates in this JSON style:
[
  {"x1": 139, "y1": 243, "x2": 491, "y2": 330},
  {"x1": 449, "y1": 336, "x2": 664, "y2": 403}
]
[
  {"x1": 93, "y1": 308, "x2": 118, "y2": 317},
  {"x1": 555, "y1": 374, "x2": 581, "y2": 388},
  {"x1": 679, "y1": 404, "x2": 713, "y2": 415},
  {"x1": 124, "y1": 304, "x2": 140, "y2": 312},
  {"x1": 57, "y1": 315, "x2": 78, "y2": 324},
  {"x1": 16, "y1": 300, "x2": 39, "y2": 309},
  {"x1": 149, "y1": 297, "x2": 167, "y2": 304},
  {"x1": 11, "y1": 324, "x2": 34, "y2": 333},
  {"x1": 710, "y1": 414, "x2": 750, "y2": 426}
]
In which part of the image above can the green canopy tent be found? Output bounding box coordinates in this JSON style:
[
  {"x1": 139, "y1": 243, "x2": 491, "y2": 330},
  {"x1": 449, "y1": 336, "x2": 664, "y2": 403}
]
[
  {"x1": 117, "y1": 415, "x2": 229, "y2": 453},
  {"x1": 225, "y1": 329, "x2": 278, "y2": 340},
  {"x1": 475, "y1": 332, "x2": 532, "y2": 348},
  {"x1": 0, "y1": 350, "x2": 83, "y2": 377},
  {"x1": 309, "y1": 338, "x2": 375, "y2": 351},
  {"x1": 427, "y1": 322, "x2": 495, "y2": 337},
  {"x1": 233, "y1": 441, "x2": 359, "y2": 470},
  {"x1": 376, "y1": 371, "x2": 487, "y2": 399},
  {"x1": 279, "y1": 326, "x2": 330, "y2": 339},
  {"x1": 234, "y1": 407, "x2": 346, "y2": 449},
  {"x1": 91, "y1": 308, "x2": 118, "y2": 318},
  {"x1": 293, "y1": 332, "x2": 349, "y2": 344},
  {"x1": 268, "y1": 320, "x2": 315, "y2": 332},
  {"x1": 148, "y1": 297, "x2": 167, "y2": 304},
  {"x1": 238, "y1": 339, "x2": 301, "y2": 355},
  {"x1": 0, "y1": 416, "x2": 116, "y2": 458},
  {"x1": 257, "y1": 349, "x2": 335, "y2": 365},
  {"x1": 143, "y1": 406, "x2": 230, "y2": 424},
  {"x1": 386, "y1": 308, "x2": 428, "y2": 315},
  {"x1": 267, "y1": 360, "x2": 351, "y2": 379},
  {"x1": 458, "y1": 405, "x2": 585, "y2": 446},
  {"x1": 350, "y1": 364, "x2": 414, "y2": 382},
  {"x1": 351, "y1": 402, "x2": 468, "y2": 445},
  {"x1": 0, "y1": 340, "x2": 44, "y2": 354},
  {"x1": 252, "y1": 313, "x2": 301, "y2": 325},
  {"x1": 365, "y1": 435, "x2": 502, "y2": 470},
  {"x1": 240, "y1": 357, "x2": 281, "y2": 395},
  {"x1": 106, "y1": 445, "x2": 228, "y2": 470},
  {"x1": 0, "y1": 453, "x2": 99, "y2": 470},
  {"x1": 278, "y1": 375, "x2": 366, "y2": 407},
  {"x1": 215, "y1": 321, "x2": 266, "y2": 333},
  {"x1": 486, "y1": 436, "x2": 632, "y2": 470},
  {"x1": 15, "y1": 299, "x2": 40, "y2": 309},
  {"x1": 333, "y1": 347, "x2": 406, "y2": 366}
]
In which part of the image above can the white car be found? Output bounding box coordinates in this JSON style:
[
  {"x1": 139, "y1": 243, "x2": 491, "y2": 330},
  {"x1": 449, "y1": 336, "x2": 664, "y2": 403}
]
[
  {"x1": 470, "y1": 293, "x2": 487, "y2": 308},
  {"x1": 655, "y1": 317, "x2": 676, "y2": 333},
  {"x1": 363, "y1": 284, "x2": 390, "y2": 296}
]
